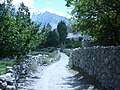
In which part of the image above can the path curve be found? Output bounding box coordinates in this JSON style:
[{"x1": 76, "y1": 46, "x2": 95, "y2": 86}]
[
  {"x1": 18, "y1": 52, "x2": 106, "y2": 90},
  {"x1": 34, "y1": 52, "x2": 78, "y2": 90}
]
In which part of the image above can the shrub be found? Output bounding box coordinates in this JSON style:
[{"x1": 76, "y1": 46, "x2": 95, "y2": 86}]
[
  {"x1": 29, "y1": 60, "x2": 38, "y2": 73},
  {"x1": 66, "y1": 39, "x2": 82, "y2": 48},
  {"x1": 44, "y1": 51, "x2": 60, "y2": 65},
  {"x1": 0, "y1": 60, "x2": 14, "y2": 75}
]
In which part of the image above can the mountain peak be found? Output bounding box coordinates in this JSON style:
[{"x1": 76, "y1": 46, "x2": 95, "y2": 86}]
[{"x1": 32, "y1": 11, "x2": 69, "y2": 29}]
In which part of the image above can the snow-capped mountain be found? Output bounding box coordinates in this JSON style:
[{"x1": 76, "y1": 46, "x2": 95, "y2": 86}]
[{"x1": 31, "y1": 11, "x2": 69, "y2": 29}]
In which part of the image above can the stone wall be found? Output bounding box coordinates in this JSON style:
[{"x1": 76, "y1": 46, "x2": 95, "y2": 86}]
[
  {"x1": 69, "y1": 46, "x2": 120, "y2": 90},
  {"x1": 0, "y1": 54, "x2": 45, "y2": 90},
  {"x1": 0, "y1": 67, "x2": 16, "y2": 90}
]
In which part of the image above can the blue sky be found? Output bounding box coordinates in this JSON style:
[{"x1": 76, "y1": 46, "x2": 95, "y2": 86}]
[
  {"x1": 5, "y1": 0, "x2": 71, "y2": 18},
  {"x1": 33, "y1": 0, "x2": 67, "y2": 11},
  {"x1": 32, "y1": 0, "x2": 71, "y2": 18}
]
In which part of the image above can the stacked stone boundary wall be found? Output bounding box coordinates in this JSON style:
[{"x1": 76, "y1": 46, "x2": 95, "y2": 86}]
[
  {"x1": 0, "y1": 54, "x2": 45, "y2": 90},
  {"x1": 69, "y1": 46, "x2": 120, "y2": 90},
  {"x1": 0, "y1": 51, "x2": 60, "y2": 90}
]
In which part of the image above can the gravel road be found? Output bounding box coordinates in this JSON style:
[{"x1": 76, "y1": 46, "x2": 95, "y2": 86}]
[
  {"x1": 33, "y1": 53, "x2": 78, "y2": 90},
  {"x1": 19, "y1": 53, "x2": 106, "y2": 90}
]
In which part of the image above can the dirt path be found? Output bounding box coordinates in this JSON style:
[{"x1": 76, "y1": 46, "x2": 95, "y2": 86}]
[
  {"x1": 19, "y1": 52, "x2": 106, "y2": 90},
  {"x1": 33, "y1": 53, "x2": 78, "y2": 90}
]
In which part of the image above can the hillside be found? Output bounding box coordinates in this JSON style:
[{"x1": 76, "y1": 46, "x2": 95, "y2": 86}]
[{"x1": 32, "y1": 11, "x2": 69, "y2": 29}]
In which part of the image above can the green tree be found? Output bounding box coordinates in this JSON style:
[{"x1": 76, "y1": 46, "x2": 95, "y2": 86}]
[
  {"x1": 37, "y1": 23, "x2": 52, "y2": 48},
  {"x1": 38, "y1": 23, "x2": 59, "y2": 48},
  {"x1": 0, "y1": 0, "x2": 17, "y2": 58},
  {"x1": 66, "y1": 0, "x2": 120, "y2": 46},
  {"x1": 45, "y1": 30, "x2": 59, "y2": 47},
  {"x1": 57, "y1": 21, "x2": 67, "y2": 48},
  {"x1": 12, "y1": 2, "x2": 42, "y2": 60},
  {"x1": 46, "y1": 23, "x2": 52, "y2": 30},
  {"x1": 0, "y1": 1, "x2": 43, "y2": 62}
]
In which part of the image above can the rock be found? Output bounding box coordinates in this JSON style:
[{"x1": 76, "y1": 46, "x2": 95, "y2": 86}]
[
  {"x1": 43, "y1": 64, "x2": 48, "y2": 66},
  {"x1": 115, "y1": 87, "x2": 120, "y2": 90},
  {"x1": 5, "y1": 73, "x2": 13, "y2": 78},
  {"x1": 114, "y1": 80, "x2": 120, "y2": 87},
  {"x1": 6, "y1": 78, "x2": 15, "y2": 86},
  {"x1": 0, "y1": 75, "x2": 6, "y2": 82},
  {"x1": 0, "y1": 81, "x2": 2, "y2": 88},
  {"x1": 2, "y1": 81, "x2": 7, "y2": 87},
  {"x1": 0, "y1": 81, "x2": 7, "y2": 89},
  {"x1": 31, "y1": 76, "x2": 40, "y2": 79},
  {"x1": 6, "y1": 67, "x2": 14, "y2": 73},
  {"x1": 7, "y1": 80, "x2": 14, "y2": 86},
  {"x1": 5, "y1": 85, "x2": 16, "y2": 90},
  {"x1": 5, "y1": 73, "x2": 15, "y2": 85},
  {"x1": 70, "y1": 46, "x2": 120, "y2": 89}
]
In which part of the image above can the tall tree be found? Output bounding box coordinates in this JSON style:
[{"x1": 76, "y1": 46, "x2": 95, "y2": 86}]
[
  {"x1": 46, "y1": 23, "x2": 52, "y2": 30},
  {"x1": 0, "y1": 1, "x2": 43, "y2": 61},
  {"x1": 38, "y1": 23, "x2": 52, "y2": 48},
  {"x1": 65, "y1": 0, "x2": 120, "y2": 46},
  {"x1": 0, "y1": 0, "x2": 17, "y2": 58},
  {"x1": 57, "y1": 21, "x2": 67, "y2": 47},
  {"x1": 44, "y1": 29, "x2": 59, "y2": 47}
]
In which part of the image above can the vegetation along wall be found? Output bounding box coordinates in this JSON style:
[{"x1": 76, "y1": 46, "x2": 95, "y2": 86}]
[{"x1": 69, "y1": 46, "x2": 120, "y2": 90}]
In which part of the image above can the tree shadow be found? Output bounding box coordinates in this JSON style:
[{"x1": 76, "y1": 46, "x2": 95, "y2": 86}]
[{"x1": 62, "y1": 69, "x2": 108, "y2": 90}]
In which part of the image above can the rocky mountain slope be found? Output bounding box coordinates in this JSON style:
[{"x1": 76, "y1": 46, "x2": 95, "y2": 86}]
[{"x1": 31, "y1": 11, "x2": 69, "y2": 29}]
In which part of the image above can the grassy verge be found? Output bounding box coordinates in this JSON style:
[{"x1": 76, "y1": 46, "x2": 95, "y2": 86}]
[
  {"x1": 31, "y1": 51, "x2": 50, "y2": 55},
  {"x1": 44, "y1": 51, "x2": 60, "y2": 65},
  {"x1": 29, "y1": 49, "x2": 60, "y2": 73},
  {"x1": 0, "y1": 60, "x2": 14, "y2": 75},
  {"x1": 30, "y1": 51, "x2": 41, "y2": 55},
  {"x1": 31, "y1": 47, "x2": 56, "y2": 55},
  {"x1": 29, "y1": 60, "x2": 38, "y2": 73}
]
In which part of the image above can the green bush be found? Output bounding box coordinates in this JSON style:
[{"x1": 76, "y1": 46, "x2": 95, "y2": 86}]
[
  {"x1": 66, "y1": 39, "x2": 82, "y2": 48},
  {"x1": 63, "y1": 49, "x2": 73, "y2": 57},
  {"x1": 0, "y1": 1, "x2": 44, "y2": 62},
  {"x1": 44, "y1": 51, "x2": 60, "y2": 65},
  {"x1": 0, "y1": 60, "x2": 14, "y2": 75},
  {"x1": 40, "y1": 47, "x2": 56, "y2": 53},
  {"x1": 30, "y1": 51, "x2": 41, "y2": 55},
  {"x1": 29, "y1": 60, "x2": 38, "y2": 73},
  {"x1": 74, "y1": 41, "x2": 82, "y2": 48}
]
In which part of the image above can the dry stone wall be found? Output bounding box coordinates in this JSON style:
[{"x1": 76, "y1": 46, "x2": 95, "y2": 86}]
[
  {"x1": 0, "y1": 54, "x2": 45, "y2": 90},
  {"x1": 69, "y1": 46, "x2": 120, "y2": 90}
]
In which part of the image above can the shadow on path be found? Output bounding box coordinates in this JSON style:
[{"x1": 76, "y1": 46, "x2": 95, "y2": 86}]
[{"x1": 63, "y1": 69, "x2": 107, "y2": 90}]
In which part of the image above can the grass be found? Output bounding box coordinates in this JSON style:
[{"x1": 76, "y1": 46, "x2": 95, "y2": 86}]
[
  {"x1": 30, "y1": 51, "x2": 50, "y2": 55},
  {"x1": 30, "y1": 49, "x2": 61, "y2": 73},
  {"x1": 0, "y1": 60, "x2": 14, "y2": 75},
  {"x1": 44, "y1": 51, "x2": 60, "y2": 65},
  {"x1": 30, "y1": 51, "x2": 41, "y2": 55},
  {"x1": 31, "y1": 47, "x2": 56, "y2": 55},
  {"x1": 29, "y1": 60, "x2": 38, "y2": 73}
]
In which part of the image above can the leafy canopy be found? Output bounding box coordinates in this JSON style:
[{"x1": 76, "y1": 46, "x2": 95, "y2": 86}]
[
  {"x1": 57, "y1": 21, "x2": 67, "y2": 47},
  {"x1": 38, "y1": 23, "x2": 59, "y2": 48},
  {"x1": 66, "y1": 0, "x2": 120, "y2": 46},
  {"x1": 0, "y1": 0, "x2": 44, "y2": 61}
]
